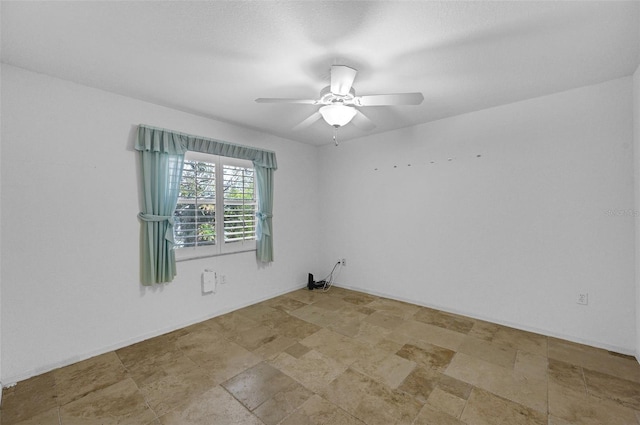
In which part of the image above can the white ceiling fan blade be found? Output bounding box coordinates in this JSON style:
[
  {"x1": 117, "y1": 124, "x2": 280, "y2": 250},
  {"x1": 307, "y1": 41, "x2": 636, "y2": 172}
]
[
  {"x1": 293, "y1": 112, "x2": 322, "y2": 131},
  {"x1": 357, "y1": 93, "x2": 424, "y2": 106},
  {"x1": 330, "y1": 65, "x2": 357, "y2": 96},
  {"x1": 255, "y1": 98, "x2": 318, "y2": 104},
  {"x1": 351, "y1": 110, "x2": 376, "y2": 131}
]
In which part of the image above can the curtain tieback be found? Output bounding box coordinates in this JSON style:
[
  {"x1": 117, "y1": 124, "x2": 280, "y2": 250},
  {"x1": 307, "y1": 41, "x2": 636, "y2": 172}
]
[
  {"x1": 256, "y1": 211, "x2": 273, "y2": 236},
  {"x1": 138, "y1": 213, "x2": 175, "y2": 244}
]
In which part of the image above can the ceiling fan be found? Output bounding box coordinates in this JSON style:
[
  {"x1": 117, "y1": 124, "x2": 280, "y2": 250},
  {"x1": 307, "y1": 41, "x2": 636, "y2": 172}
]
[{"x1": 255, "y1": 65, "x2": 424, "y2": 134}]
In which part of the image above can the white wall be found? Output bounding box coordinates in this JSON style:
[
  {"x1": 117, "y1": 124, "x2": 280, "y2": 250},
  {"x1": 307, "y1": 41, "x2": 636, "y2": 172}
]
[
  {"x1": 0, "y1": 64, "x2": 321, "y2": 384},
  {"x1": 319, "y1": 77, "x2": 636, "y2": 354},
  {"x1": 1, "y1": 64, "x2": 637, "y2": 384},
  {"x1": 0, "y1": 63, "x2": 4, "y2": 399},
  {"x1": 635, "y1": 64, "x2": 640, "y2": 361}
]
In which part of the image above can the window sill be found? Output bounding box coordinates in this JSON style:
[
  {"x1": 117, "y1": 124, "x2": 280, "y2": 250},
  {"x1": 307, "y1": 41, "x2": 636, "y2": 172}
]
[{"x1": 175, "y1": 248, "x2": 256, "y2": 262}]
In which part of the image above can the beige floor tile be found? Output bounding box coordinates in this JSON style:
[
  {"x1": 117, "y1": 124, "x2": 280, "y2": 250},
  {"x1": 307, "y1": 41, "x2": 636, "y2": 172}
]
[
  {"x1": 491, "y1": 326, "x2": 548, "y2": 357},
  {"x1": 549, "y1": 338, "x2": 640, "y2": 384},
  {"x1": 269, "y1": 350, "x2": 347, "y2": 393},
  {"x1": 350, "y1": 349, "x2": 416, "y2": 389},
  {"x1": 362, "y1": 310, "x2": 406, "y2": 330},
  {"x1": 59, "y1": 378, "x2": 156, "y2": 425},
  {"x1": 262, "y1": 295, "x2": 308, "y2": 312},
  {"x1": 548, "y1": 358, "x2": 587, "y2": 394},
  {"x1": 393, "y1": 320, "x2": 466, "y2": 351},
  {"x1": 445, "y1": 352, "x2": 547, "y2": 413},
  {"x1": 514, "y1": 350, "x2": 547, "y2": 380},
  {"x1": 279, "y1": 394, "x2": 368, "y2": 425},
  {"x1": 426, "y1": 387, "x2": 466, "y2": 418},
  {"x1": 228, "y1": 324, "x2": 280, "y2": 351},
  {"x1": 252, "y1": 385, "x2": 313, "y2": 425},
  {"x1": 324, "y1": 286, "x2": 357, "y2": 299},
  {"x1": 284, "y1": 342, "x2": 311, "y2": 358},
  {"x1": 119, "y1": 348, "x2": 199, "y2": 387},
  {"x1": 583, "y1": 367, "x2": 640, "y2": 410},
  {"x1": 174, "y1": 326, "x2": 223, "y2": 350},
  {"x1": 437, "y1": 374, "x2": 474, "y2": 400},
  {"x1": 222, "y1": 362, "x2": 301, "y2": 411},
  {"x1": 312, "y1": 296, "x2": 352, "y2": 311},
  {"x1": 8, "y1": 407, "x2": 60, "y2": 425},
  {"x1": 235, "y1": 303, "x2": 291, "y2": 326},
  {"x1": 350, "y1": 322, "x2": 393, "y2": 347},
  {"x1": 208, "y1": 311, "x2": 260, "y2": 338},
  {"x1": 324, "y1": 408, "x2": 369, "y2": 425},
  {"x1": 322, "y1": 368, "x2": 422, "y2": 425},
  {"x1": 290, "y1": 303, "x2": 341, "y2": 328},
  {"x1": 252, "y1": 334, "x2": 298, "y2": 360},
  {"x1": 301, "y1": 328, "x2": 373, "y2": 367},
  {"x1": 115, "y1": 330, "x2": 185, "y2": 367},
  {"x1": 352, "y1": 305, "x2": 377, "y2": 316},
  {"x1": 158, "y1": 385, "x2": 263, "y2": 425},
  {"x1": 283, "y1": 289, "x2": 325, "y2": 304},
  {"x1": 412, "y1": 307, "x2": 476, "y2": 334},
  {"x1": 278, "y1": 394, "x2": 343, "y2": 425},
  {"x1": 457, "y1": 336, "x2": 517, "y2": 369},
  {"x1": 548, "y1": 381, "x2": 639, "y2": 425},
  {"x1": 326, "y1": 309, "x2": 369, "y2": 338},
  {"x1": 460, "y1": 388, "x2": 546, "y2": 425},
  {"x1": 396, "y1": 342, "x2": 456, "y2": 372},
  {"x1": 269, "y1": 315, "x2": 322, "y2": 340},
  {"x1": 0, "y1": 372, "x2": 57, "y2": 425},
  {"x1": 397, "y1": 366, "x2": 441, "y2": 403},
  {"x1": 547, "y1": 415, "x2": 576, "y2": 425},
  {"x1": 374, "y1": 338, "x2": 405, "y2": 354},
  {"x1": 413, "y1": 405, "x2": 466, "y2": 425},
  {"x1": 342, "y1": 292, "x2": 378, "y2": 306},
  {"x1": 467, "y1": 320, "x2": 504, "y2": 342},
  {"x1": 139, "y1": 366, "x2": 217, "y2": 417},
  {"x1": 366, "y1": 298, "x2": 421, "y2": 320},
  {"x1": 177, "y1": 333, "x2": 262, "y2": 383},
  {"x1": 54, "y1": 352, "x2": 129, "y2": 406}
]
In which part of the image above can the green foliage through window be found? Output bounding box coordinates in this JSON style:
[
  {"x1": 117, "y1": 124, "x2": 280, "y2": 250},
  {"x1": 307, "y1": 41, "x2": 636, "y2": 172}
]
[{"x1": 173, "y1": 157, "x2": 256, "y2": 250}]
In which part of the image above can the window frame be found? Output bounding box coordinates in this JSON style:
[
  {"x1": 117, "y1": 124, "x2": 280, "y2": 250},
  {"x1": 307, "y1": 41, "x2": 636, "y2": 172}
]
[{"x1": 174, "y1": 151, "x2": 257, "y2": 261}]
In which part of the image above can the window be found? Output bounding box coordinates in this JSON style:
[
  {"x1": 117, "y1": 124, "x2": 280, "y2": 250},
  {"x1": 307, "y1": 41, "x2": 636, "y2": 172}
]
[{"x1": 174, "y1": 151, "x2": 256, "y2": 259}]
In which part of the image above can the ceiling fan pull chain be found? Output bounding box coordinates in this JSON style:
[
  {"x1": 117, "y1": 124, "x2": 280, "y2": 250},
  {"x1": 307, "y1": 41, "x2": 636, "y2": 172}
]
[{"x1": 333, "y1": 127, "x2": 339, "y2": 146}]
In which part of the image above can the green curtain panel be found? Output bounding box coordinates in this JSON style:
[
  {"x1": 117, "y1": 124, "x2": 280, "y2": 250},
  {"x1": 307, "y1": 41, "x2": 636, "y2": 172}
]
[
  {"x1": 255, "y1": 165, "x2": 274, "y2": 262},
  {"x1": 137, "y1": 151, "x2": 184, "y2": 285},
  {"x1": 135, "y1": 125, "x2": 277, "y2": 284}
]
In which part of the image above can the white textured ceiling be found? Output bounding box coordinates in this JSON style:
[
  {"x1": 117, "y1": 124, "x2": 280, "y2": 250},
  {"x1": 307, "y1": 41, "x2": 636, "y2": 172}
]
[{"x1": 2, "y1": 1, "x2": 639, "y2": 145}]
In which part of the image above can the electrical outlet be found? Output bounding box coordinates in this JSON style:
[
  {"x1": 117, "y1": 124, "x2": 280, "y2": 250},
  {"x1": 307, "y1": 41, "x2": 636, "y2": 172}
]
[
  {"x1": 341, "y1": 258, "x2": 347, "y2": 266},
  {"x1": 577, "y1": 293, "x2": 588, "y2": 305}
]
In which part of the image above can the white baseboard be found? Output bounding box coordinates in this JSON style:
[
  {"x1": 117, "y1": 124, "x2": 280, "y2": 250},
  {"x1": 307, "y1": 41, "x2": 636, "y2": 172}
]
[
  {"x1": 3, "y1": 284, "x2": 306, "y2": 387},
  {"x1": 333, "y1": 282, "x2": 636, "y2": 356}
]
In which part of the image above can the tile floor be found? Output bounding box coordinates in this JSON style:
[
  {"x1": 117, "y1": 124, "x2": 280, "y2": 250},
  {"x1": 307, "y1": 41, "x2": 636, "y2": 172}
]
[{"x1": 2, "y1": 287, "x2": 640, "y2": 424}]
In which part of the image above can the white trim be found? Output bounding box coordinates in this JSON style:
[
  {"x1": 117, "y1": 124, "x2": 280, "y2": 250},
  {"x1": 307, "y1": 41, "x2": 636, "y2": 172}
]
[{"x1": 175, "y1": 247, "x2": 256, "y2": 262}]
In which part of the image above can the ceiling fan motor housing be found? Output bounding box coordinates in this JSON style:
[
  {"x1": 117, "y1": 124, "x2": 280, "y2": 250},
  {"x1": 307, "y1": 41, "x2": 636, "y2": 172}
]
[{"x1": 319, "y1": 86, "x2": 357, "y2": 105}]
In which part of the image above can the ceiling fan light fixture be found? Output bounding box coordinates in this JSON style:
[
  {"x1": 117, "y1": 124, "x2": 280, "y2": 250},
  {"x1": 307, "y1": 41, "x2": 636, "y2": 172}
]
[{"x1": 319, "y1": 104, "x2": 357, "y2": 127}]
